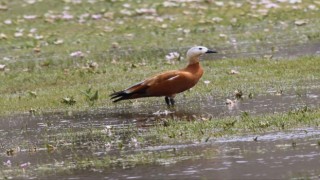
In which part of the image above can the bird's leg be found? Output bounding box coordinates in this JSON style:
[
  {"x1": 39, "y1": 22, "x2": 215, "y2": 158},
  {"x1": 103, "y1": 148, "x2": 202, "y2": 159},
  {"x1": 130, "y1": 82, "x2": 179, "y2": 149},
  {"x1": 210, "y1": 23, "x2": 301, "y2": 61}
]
[
  {"x1": 169, "y1": 97, "x2": 175, "y2": 106},
  {"x1": 165, "y1": 96, "x2": 175, "y2": 107},
  {"x1": 165, "y1": 96, "x2": 170, "y2": 106}
]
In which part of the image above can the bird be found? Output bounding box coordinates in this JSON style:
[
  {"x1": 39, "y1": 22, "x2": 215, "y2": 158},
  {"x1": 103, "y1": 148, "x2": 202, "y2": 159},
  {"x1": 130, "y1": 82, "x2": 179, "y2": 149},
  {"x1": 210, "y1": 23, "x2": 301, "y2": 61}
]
[{"x1": 110, "y1": 46, "x2": 217, "y2": 106}]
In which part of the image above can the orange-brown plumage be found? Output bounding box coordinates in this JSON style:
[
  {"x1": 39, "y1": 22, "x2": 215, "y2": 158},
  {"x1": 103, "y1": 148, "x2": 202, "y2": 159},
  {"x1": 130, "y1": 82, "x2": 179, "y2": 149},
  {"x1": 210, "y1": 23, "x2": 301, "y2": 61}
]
[{"x1": 110, "y1": 46, "x2": 217, "y2": 106}]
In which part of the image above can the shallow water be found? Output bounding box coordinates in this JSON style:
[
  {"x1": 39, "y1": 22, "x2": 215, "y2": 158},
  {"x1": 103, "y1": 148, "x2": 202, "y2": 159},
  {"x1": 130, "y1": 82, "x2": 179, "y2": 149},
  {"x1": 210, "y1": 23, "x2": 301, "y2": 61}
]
[
  {"x1": 50, "y1": 128, "x2": 320, "y2": 180},
  {"x1": 1, "y1": 88, "x2": 319, "y2": 139},
  {"x1": 1, "y1": 89, "x2": 320, "y2": 179}
]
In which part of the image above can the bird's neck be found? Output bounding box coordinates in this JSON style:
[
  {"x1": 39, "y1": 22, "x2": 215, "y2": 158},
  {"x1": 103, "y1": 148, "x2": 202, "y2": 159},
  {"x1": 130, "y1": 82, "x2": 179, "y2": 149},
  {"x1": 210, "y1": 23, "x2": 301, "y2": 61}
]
[
  {"x1": 187, "y1": 56, "x2": 200, "y2": 65},
  {"x1": 184, "y1": 61, "x2": 202, "y2": 74}
]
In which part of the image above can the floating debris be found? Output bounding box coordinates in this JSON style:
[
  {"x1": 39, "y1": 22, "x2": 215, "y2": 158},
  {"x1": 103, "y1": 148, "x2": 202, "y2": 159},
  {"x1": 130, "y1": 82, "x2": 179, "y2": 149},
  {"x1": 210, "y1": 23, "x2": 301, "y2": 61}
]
[
  {"x1": 234, "y1": 89, "x2": 243, "y2": 99},
  {"x1": 23, "y1": 15, "x2": 37, "y2": 20},
  {"x1": 0, "y1": 4, "x2": 8, "y2": 11},
  {"x1": 20, "y1": 162, "x2": 31, "y2": 168},
  {"x1": 230, "y1": 69, "x2": 239, "y2": 74},
  {"x1": 70, "y1": 51, "x2": 84, "y2": 57},
  {"x1": 289, "y1": 0, "x2": 302, "y2": 4},
  {"x1": 28, "y1": 91, "x2": 37, "y2": 98},
  {"x1": 61, "y1": 11, "x2": 74, "y2": 20},
  {"x1": 4, "y1": 19, "x2": 12, "y2": 25},
  {"x1": 88, "y1": 61, "x2": 99, "y2": 70},
  {"x1": 135, "y1": 8, "x2": 157, "y2": 15},
  {"x1": 3, "y1": 160, "x2": 11, "y2": 167},
  {"x1": 6, "y1": 148, "x2": 16, "y2": 156},
  {"x1": 61, "y1": 96, "x2": 76, "y2": 105},
  {"x1": 53, "y1": 39, "x2": 64, "y2": 45},
  {"x1": 104, "y1": 26, "x2": 114, "y2": 32},
  {"x1": 0, "y1": 33, "x2": 7, "y2": 39},
  {"x1": 225, "y1": 98, "x2": 235, "y2": 105},
  {"x1": 294, "y1": 20, "x2": 307, "y2": 26},
  {"x1": 33, "y1": 47, "x2": 41, "y2": 53},
  {"x1": 46, "y1": 144, "x2": 56, "y2": 151},
  {"x1": 204, "y1": 80, "x2": 210, "y2": 85},
  {"x1": 0, "y1": 64, "x2": 6, "y2": 71},
  {"x1": 219, "y1": 34, "x2": 227, "y2": 38},
  {"x1": 165, "y1": 52, "x2": 180, "y2": 64},
  {"x1": 275, "y1": 90, "x2": 284, "y2": 96},
  {"x1": 212, "y1": 17, "x2": 223, "y2": 23},
  {"x1": 111, "y1": 42, "x2": 120, "y2": 49},
  {"x1": 14, "y1": 32, "x2": 23, "y2": 38},
  {"x1": 153, "y1": 110, "x2": 173, "y2": 116}
]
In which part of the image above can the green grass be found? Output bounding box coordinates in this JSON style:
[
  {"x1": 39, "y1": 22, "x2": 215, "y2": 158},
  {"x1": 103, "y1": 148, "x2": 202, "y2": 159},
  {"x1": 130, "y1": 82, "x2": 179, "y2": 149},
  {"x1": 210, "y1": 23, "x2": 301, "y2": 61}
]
[
  {"x1": 1, "y1": 55, "x2": 319, "y2": 114},
  {"x1": 0, "y1": 0, "x2": 320, "y2": 115}
]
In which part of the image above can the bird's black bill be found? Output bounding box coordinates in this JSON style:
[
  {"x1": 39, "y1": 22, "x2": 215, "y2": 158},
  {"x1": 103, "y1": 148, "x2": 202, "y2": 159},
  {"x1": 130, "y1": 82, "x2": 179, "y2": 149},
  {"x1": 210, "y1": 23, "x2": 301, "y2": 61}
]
[{"x1": 206, "y1": 50, "x2": 217, "y2": 53}]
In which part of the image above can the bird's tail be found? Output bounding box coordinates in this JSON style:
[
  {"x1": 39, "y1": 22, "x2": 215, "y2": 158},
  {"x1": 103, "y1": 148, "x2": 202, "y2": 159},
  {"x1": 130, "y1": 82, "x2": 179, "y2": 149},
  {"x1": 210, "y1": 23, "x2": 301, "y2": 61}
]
[
  {"x1": 110, "y1": 82, "x2": 148, "y2": 103},
  {"x1": 110, "y1": 90, "x2": 132, "y2": 102}
]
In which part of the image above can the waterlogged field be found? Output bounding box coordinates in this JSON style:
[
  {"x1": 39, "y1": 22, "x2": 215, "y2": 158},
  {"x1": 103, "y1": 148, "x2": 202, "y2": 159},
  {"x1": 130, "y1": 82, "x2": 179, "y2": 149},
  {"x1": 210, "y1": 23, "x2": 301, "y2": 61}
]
[{"x1": 0, "y1": 0, "x2": 320, "y2": 179}]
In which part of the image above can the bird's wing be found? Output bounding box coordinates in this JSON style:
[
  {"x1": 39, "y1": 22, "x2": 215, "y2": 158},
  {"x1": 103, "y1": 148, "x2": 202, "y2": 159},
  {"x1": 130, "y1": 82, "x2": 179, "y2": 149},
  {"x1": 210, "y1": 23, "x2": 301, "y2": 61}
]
[
  {"x1": 124, "y1": 70, "x2": 179, "y2": 94},
  {"x1": 143, "y1": 70, "x2": 180, "y2": 86}
]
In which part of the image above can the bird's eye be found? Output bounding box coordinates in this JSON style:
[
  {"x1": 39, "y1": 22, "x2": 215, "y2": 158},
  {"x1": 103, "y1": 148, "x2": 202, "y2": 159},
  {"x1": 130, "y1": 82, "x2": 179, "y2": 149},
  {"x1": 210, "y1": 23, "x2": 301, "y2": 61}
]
[{"x1": 199, "y1": 48, "x2": 202, "y2": 50}]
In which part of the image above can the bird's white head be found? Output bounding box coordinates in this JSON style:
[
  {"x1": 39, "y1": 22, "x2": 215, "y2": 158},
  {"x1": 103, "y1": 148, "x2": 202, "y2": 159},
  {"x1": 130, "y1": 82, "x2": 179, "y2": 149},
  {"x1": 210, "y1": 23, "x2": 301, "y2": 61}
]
[{"x1": 186, "y1": 46, "x2": 217, "y2": 64}]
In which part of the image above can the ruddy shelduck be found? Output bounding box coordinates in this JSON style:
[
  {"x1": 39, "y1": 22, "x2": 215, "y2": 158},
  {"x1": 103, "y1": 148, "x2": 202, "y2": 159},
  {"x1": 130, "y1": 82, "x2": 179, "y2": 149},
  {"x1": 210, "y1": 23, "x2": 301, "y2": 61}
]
[{"x1": 110, "y1": 46, "x2": 217, "y2": 106}]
